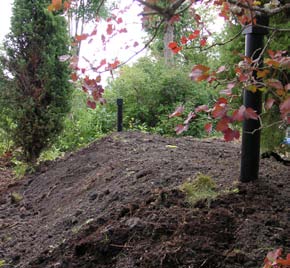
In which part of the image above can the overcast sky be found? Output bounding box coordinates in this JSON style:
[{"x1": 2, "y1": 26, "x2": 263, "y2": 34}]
[
  {"x1": 0, "y1": 0, "x2": 13, "y2": 42},
  {"x1": 0, "y1": 0, "x2": 146, "y2": 76}
]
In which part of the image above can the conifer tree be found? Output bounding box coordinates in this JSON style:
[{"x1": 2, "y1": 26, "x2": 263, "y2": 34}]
[{"x1": 1, "y1": 0, "x2": 72, "y2": 163}]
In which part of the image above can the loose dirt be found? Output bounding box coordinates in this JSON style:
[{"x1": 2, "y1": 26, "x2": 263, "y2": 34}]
[{"x1": 0, "y1": 131, "x2": 289, "y2": 268}]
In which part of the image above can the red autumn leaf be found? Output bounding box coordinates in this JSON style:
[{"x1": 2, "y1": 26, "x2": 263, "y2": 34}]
[
  {"x1": 276, "y1": 258, "x2": 290, "y2": 266},
  {"x1": 70, "y1": 55, "x2": 79, "y2": 69},
  {"x1": 169, "y1": 106, "x2": 184, "y2": 118},
  {"x1": 168, "y1": 42, "x2": 182, "y2": 54},
  {"x1": 90, "y1": 29, "x2": 97, "y2": 36},
  {"x1": 92, "y1": 86, "x2": 103, "y2": 101},
  {"x1": 87, "y1": 100, "x2": 96, "y2": 109},
  {"x1": 169, "y1": 14, "x2": 180, "y2": 24},
  {"x1": 194, "y1": 13, "x2": 201, "y2": 24},
  {"x1": 267, "y1": 50, "x2": 274, "y2": 59},
  {"x1": 280, "y1": 97, "x2": 290, "y2": 116},
  {"x1": 223, "y1": 128, "x2": 240, "y2": 142},
  {"x1": 95, "y1": 75, "x2": 101, "y2": 83},
  {"x1": 281, "y1": 57, "x2": 290, "y2": 69},
  {"x1": 168, "y1": 42, "x2": 178, "y2": 49},
  {"x1": 119, "y1": 28, "x2": 128, "y2": 33},
  {"x1": 100, "y1": 59, "x2": 106, "y2": 66},
  {"x1": 238, "y1": 73, "x2": 249, "y2": 82},
  {"x1": 220, "y1": 82, "x2": 235, "y2": 95},
  {"x1": 48, "y1": 4, "x2": 55, "y2": 11},
  {"x1": 212, "y1": 103, "x2": 227, "y2": 119},
  {"x1": 75, "y1": 34, "x2": 89, "y2": 42},
  {"x1": 265, "y1": 98, "x2": 275, "y2": 110},
  {"x1": 175, "y1": 124, "x2": 188, "y2": 135},
  {"x1": 204, "y1": 123, "x2": 212, "y2": 133},
  {"x1": 172, "y1": 47, "x2": 182, "y2": 53},
  {"x1": 106, "y1": 24, "x2": 114, "y2": 35},
  {"x1": 101, "y1": 34, "x2": 106, "y2": 44},
  {"x1": 200, "y1": 38, "x2": 207, "y2": 47},
  {"x1": 217, "y1": 97, "x2": 228, "y2": 104},
  {"x1": 108, "y1": 59, "x2": 120, "y2": 70},
  {"x1": 232, "y1": 105, "x2": 246, "y2": 122},
  {"x1": 216, "y1": 117, "x2": 230, "y2": 132},
  {"x1": 264, "y1": 248, "x2": 283, "y2": 264},
  {"x1": 116, "y1": 17, "x2": 123, "y2": 24},
  {"x1": 181, "y1": 36, "x2": 188, "y2": 44},
  {"x1": 71, "y1": 73, "x2": 78, "y2": 82},
  {"x1": 92, "y1": 60, "x2": 106, "y2": 72},
  {"x1": 257, "y1": 69, "x2": 270, "y2": 78},
  {"x1": 244, "y1": 107, "x2": 259, "y2": 120},
  {"x1": 63, "y1": 1, "x2": 70, "y2": 10},
  {"x1": 216, "y1": 65, "x2": 226, "y2": 73},
  {"x1": 184, "y1": 112, "x2": 196, "y2": 124},
  {"x1": 188, "y1": 30, "x2": 200, "y2": 40},
  {"x1": 264, "y1": 58, "x2": 280, "y2": 68},
  {"x1": 267, "y1": 79, "x2": 284, "y2": 90},
  {"x1": 51, "y1": 0, "x2": 62, "y2": 10},
  {"x1": 190, "y1": 65, "x2": 210, "y2": 82},
  {"x1": 195, "y1": 104, "x2": 209, "y2": 113}
]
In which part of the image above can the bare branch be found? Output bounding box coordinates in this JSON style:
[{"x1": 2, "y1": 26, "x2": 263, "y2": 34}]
[
  {"x1": 135, "y1": 0, "x2": 166, "y2": 15},
  {"x1": 85, "y1": 18, "x2": 165, "y2": 75},
  {"x1": 170, "y1": 0, "x2": 187, "y2": 12},
  {"x1": 228, "y1": 0, "x2": 290, "y2": 16}
]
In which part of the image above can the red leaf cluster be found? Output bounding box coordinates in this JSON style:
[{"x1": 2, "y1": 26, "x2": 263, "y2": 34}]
[
  {"x1": 169, "y1": 106, "x2": 184, "y2": 118},
  {"x1": 190, "y1": 65, "x2": 211, "y2": 82},
  {"x1": 263, "y1": 248, "x2": 290, "y2": 268},
  {"x1": 168, "y1": 42, "x2": 182, "y2": 54}
]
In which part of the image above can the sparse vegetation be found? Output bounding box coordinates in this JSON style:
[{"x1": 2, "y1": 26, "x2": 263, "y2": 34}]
[{"x1": 180, "y1": 173, "x2": 218, "y2": 205}]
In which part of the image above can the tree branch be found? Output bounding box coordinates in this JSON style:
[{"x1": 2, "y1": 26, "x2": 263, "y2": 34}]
[
  {"x1": 228, "y1": 0, "x2": 290, "y2": 16},
  {"x1": 135, "y1": 0, "x2": 166, "y2": 15}
]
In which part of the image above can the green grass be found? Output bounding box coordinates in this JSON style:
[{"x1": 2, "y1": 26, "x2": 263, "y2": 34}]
[{"x1": 180, "y1": 173, "x2": 218, "y2": 205}]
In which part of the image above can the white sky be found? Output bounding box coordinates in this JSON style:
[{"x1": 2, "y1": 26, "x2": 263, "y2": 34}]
[
  {"x1": 0, "y1": 1, "x2": 224, "y2": 82},
  {"x1": 78, "y1": 1, "x2": 147, "y2": 75},
  {"x1": 0, "y1": 0, "x2": 147, "y2": 82},
  {"x1": 0, "y1": 0, "x2": 13, "y2": 42}
]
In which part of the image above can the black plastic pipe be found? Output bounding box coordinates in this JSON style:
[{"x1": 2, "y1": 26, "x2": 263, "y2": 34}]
[
  {"x1": 240, "y1": 15, "x2": 269, "y2": 182},
  {"x1": 117, "y1": 98, "x2": 123, "y2": 132}
]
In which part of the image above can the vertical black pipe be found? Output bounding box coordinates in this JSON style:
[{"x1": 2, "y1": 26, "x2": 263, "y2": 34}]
[
  {"x1": 240, "y1": 15, "x2": 268, "y2": 182},
  {"x1": 117, "y1": 98, "x2": 123, "y2": 132}
]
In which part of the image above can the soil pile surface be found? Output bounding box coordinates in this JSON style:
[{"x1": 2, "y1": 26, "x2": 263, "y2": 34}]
[{"x1": 0, "y1": 131, "x2": 289, "y2": 268}]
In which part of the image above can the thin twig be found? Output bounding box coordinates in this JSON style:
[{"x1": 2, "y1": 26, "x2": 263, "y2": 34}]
[
  {"x1": 228, "y1": 0, "x2": 290, "y2": 16},
  {"x1": 244, "y1": 119, "x2": 284, "y2": 135}
]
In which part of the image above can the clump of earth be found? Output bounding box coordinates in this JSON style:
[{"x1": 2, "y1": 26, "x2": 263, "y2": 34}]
[{"x1": 0, "y1": 131, "x2": 289, "y2": 268}]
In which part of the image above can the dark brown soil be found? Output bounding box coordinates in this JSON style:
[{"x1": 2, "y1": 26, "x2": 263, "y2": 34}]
[{"x1": 0, "y1": 131, "x2": 289, "y2": 268}]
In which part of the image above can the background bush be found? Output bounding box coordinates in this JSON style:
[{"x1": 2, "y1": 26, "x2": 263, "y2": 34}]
[{"x1": 105, "y1": 57, "x2": 217, "y2": 137}]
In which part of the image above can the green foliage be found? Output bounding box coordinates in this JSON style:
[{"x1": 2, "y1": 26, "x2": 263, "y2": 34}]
[
  {"x1": 180, "y1": 173, "x2": 217, "y2": 205},
  {"x1": 0, "y1": 260, "x2": 6, "y2": 267},
  {"x1": 216, "y1": 22, "x2": 244, "y2": 72},
  {"x1": 261, "y1": 106, "x2": 286, "y2": 153},
  {"x1": 0, "y1": 57, "x2": 14, "y2": 155},
  {"x1": 1, "y1": 0, "x2": 72, "y2": 163},
  {"x1": 11, "y1": 191, "x2": 23, "y2": 203},
  {"x1": 53, "y1": 88, "x2": 115, "y2": 153},
  {"x1": 105, "y1": 57, "x2": 217, "y2": 137}
]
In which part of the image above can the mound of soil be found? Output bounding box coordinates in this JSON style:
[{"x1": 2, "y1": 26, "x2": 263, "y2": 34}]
[{"x1": 0, "y1": 131, "x2": 289, "y2": 268}]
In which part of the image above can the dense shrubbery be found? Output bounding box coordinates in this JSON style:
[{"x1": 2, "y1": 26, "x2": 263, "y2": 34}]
[
  {"x1": 53, "y1": 89, "x2": 115, "y2": 153},
  {"x1": 105, "y1": 57, "x2": 217, "y2": 137}
]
